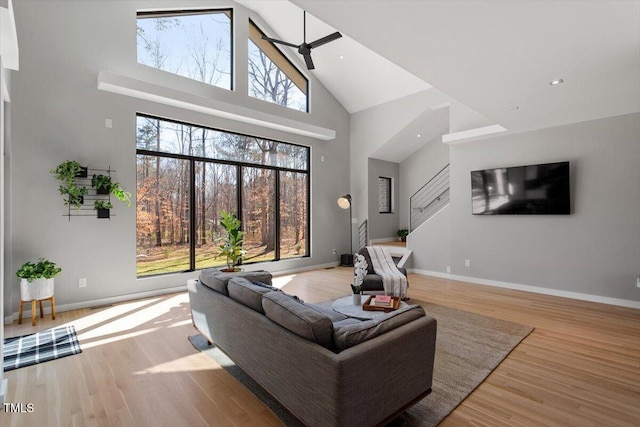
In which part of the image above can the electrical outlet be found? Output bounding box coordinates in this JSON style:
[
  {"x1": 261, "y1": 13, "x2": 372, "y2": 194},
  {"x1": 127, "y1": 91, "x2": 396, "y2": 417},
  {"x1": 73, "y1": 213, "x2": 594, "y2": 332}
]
[
  {"x1": 332, "y1": 249, "x2": 337, "y2": 255},
  {"x1": 637, "y1": 276, "x2": 640, "y2": 288},
  {"x1": 465, "y1": 259, "x2": 471, "y2": 267},
  {"x1": 79, "y1": 278, "x2": 87, "y2": 288},
  {"x1": 446, "y1": 266, "x2": 451, "y2": 273}
]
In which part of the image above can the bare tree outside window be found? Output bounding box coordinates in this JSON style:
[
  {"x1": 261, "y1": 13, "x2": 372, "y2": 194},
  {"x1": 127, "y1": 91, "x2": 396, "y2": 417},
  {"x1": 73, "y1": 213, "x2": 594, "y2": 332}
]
[{"x1": 136, "y1": 115, "x2": 309, "y2": 277}]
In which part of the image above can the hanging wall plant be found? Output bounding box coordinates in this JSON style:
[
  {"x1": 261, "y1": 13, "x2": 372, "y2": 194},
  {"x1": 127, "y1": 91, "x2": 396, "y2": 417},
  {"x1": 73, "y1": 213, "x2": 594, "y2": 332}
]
[
  {"x1": 91, "y1": 174, "x2": 113, "y2": 195},
  {"x1": 94, "y1": 200, "x2": 113, "y2": 219},
  {"x1": 51, "y1": 160, "x2": 89, "y2": 209}
]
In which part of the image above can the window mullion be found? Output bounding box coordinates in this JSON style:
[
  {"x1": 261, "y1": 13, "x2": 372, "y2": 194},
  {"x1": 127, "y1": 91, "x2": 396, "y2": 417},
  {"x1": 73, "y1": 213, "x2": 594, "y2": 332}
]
[
  {"x1": 189, "y1": 159, "x2": 196, "y2": 271},
  {"x1": 274, "y1": 171, "x2": 281, "y2": 261}
]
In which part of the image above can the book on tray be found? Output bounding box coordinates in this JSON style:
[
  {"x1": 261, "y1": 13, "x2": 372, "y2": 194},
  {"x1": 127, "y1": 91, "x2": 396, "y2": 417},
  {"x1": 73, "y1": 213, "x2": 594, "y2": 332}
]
[{"x1": 373, "y1": 295, "x2": 393, "y2": 307}]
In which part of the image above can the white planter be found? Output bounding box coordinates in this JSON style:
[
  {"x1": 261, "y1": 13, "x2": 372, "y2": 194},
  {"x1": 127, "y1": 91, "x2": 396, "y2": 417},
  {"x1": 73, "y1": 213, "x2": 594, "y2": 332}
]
[
  {"x1": 20, "y1": 278, "x2": 55, "y2": 301},
  {"x1": 352, "y1": 293, "x2": 362, "y2": 305}
]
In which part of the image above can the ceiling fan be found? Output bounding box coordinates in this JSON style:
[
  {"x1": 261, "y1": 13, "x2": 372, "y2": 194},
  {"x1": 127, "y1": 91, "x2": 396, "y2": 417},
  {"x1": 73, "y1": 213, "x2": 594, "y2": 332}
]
[{"x1": 261, "y1": 11, "x2": 342, "y2": 70}]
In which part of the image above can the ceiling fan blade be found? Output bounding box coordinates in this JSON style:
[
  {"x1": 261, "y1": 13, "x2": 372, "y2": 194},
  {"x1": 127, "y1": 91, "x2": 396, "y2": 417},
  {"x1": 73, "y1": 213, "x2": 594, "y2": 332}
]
[
  {"x1": 303, "y1": 53, "x2": 315, "y2": 70},
  {"x1": 308, "y1": 32, "x2": 342, "y2": 49},
  {"x1": 261, "y1": 35, "x2": 299, "y2": 48}
]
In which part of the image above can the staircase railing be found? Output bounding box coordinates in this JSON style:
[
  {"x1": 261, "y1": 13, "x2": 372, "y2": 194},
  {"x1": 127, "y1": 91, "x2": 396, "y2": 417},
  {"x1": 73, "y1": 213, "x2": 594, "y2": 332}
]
[
  {"x1": 358, "y1": 220, "x2": 368, "y2": 250},
  {"x1": 410, "y1": 164, "x2": 450, "y2": 231}
]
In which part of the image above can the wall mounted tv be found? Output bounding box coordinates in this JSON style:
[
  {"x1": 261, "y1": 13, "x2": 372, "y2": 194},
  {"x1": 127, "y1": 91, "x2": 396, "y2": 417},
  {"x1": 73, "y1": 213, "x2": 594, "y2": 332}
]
[{"x1": 471, "y1": 161, "x2": 570, "y2": 215}]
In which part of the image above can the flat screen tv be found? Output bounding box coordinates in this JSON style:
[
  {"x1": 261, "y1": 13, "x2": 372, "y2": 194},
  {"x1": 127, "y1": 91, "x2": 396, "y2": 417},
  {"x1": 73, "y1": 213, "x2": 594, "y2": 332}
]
[{"x1": 471, "y1": 161, "x2": 570, "y2": 215}]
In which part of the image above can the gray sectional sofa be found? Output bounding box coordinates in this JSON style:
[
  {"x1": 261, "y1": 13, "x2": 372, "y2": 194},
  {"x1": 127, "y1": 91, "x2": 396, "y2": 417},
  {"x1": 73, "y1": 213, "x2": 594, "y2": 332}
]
[{"x1": 188, "y1": 269, "x2": 437, "y2": 426}]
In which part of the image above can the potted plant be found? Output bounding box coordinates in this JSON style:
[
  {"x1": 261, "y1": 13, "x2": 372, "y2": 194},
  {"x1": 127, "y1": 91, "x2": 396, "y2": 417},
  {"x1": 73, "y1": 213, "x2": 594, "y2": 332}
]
[
  {"x1": 91, "y1": 174, "x2": 132, "y2": 206},
  {"x1": 397, "y1": 229, "x2": 409, "y2": 242},
  {"x1": 16, "y1": 258, "x2": 61, "y2": 301},
  {"x1": 51, "y1": 160, "x2": 89, "y2": 209},
  {"x1": 216, "y1": 210, "x2": 246, "y2": 272},
  {"x1": 91, "y1": 174, "x2": 112, "y2": 195},
  {"x1": 94, "y1": 200, "x2": 113, "y2": 219},
  {"x1": 351, "y1": 253, "x2": 368, "y2": 305}
]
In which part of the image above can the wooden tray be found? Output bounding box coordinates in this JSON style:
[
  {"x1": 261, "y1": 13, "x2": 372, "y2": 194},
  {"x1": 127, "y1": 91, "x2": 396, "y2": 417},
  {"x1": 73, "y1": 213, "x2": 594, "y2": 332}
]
[{"x1": 363, "y1": 296, "x2": 400, "y2": 312}]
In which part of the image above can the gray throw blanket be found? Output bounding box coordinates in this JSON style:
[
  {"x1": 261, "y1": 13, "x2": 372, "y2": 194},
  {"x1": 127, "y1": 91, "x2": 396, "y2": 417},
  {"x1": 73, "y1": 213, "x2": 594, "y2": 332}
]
[{"x1": 366, "y1": 246, "x2": 408, "y2": 298}]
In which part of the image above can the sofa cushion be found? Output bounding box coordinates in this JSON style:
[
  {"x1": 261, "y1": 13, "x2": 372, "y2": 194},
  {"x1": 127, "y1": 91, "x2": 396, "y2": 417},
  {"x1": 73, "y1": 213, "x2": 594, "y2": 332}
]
[
  {"x1": 199, "y1": 269, "x2": 273, "y2": 296},
  {"x1": 305, "y1": 303, "x2": 349, "y2": 323},
  {"x1": 333, "y1": 305, "x2": 426, "y2": 351},
  {"x1": 228, "y1": 277, "x2": 274, "y2": 314},
  {"x1": 262, "y1": 292, "x2": 334, "y2": 350}
]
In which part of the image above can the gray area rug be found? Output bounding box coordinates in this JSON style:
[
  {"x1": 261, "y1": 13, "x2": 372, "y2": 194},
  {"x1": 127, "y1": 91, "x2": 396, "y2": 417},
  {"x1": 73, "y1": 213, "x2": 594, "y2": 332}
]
[{"x1": 189, "y1": 300, "x2": 534, "y2": 426}]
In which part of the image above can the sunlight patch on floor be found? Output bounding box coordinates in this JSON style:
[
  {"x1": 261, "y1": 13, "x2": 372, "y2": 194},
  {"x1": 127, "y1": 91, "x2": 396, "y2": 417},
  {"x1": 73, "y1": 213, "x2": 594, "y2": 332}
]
[
  {"x1": 134, "y1": 353, "x2": 223, "y2": 374},
  {"x1": 55, "y1": 293, "x2": 191, "y2": 346},
  {"x1": 271, "y1": 274, "x2": 295, "y2": 289}
]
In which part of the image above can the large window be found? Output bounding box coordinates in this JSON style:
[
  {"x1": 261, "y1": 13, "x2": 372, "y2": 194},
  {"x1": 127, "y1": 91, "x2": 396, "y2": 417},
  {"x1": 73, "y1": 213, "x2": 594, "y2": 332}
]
[
  {"x1": 136, "y1": 115, "x2": 310, "y2": 277},
  {"x1": 137, "y1": 9, "x2": 232, "y2": 90},
  {"x1": 248, "y1": 20, "x2": 308, "y2": 112}
]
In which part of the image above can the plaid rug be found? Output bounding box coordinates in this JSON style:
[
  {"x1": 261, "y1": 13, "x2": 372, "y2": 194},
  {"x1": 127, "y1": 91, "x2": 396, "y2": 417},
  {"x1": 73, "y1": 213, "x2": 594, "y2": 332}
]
[{"x1": 3, "y1": 325, "x2": 82, "y2": 371}]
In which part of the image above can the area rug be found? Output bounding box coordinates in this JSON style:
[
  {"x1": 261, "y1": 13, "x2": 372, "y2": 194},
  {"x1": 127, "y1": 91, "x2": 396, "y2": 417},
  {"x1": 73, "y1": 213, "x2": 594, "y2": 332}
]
[
  {"x1": 3, "y1": 325, "x2": 82, "y2": 372},
  {"x1": 189, "y1": 300, "x2": 533, "y2": 426}
]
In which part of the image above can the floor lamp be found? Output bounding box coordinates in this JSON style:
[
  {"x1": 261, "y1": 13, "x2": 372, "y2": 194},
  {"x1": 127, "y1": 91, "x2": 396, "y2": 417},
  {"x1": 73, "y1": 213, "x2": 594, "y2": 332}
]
[{"x1": 337, "y1": 194, "x2": 354, "y2": 266}]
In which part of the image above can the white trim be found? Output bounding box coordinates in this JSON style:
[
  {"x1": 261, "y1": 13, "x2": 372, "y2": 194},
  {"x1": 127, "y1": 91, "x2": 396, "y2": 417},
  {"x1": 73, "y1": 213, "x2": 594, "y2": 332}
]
[
  {"x1": 0, "y1": 378, "x2": 7, "y2": 404},
  {"x1": 4, "y1": 262, "x2": 342, "y2": 324},
  {"x1": 442, "y1": 124, "x2": 507, "y2": 144},
  {"x1": 0, "y1": 0, "x2": 20, "y2": 70},
  {"x1": 409, "y1": 269, "x2": 640, "y2": 309},
  {"x1": 4, "y1": 285, "x2": 187, "y2": 324},
  {"x1": 97, "y1": 71, "x2": 336, "y2": 141},
  {"x1": 271, "y1": 261, "x2": 340, "y2": 277}
]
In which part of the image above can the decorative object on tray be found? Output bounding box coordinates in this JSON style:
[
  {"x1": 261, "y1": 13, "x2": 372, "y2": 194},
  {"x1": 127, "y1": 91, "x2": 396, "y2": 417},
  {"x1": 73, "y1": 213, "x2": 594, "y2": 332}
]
[
  {"x1": 350, "y1": 252, "x2": 368, "y2": 304},
  {"x1": 372, "y1": 295, "x2": 393, "y2": 307},
  {"x1": 363, "y1": 295, "x2": 401, "y2": 312}
]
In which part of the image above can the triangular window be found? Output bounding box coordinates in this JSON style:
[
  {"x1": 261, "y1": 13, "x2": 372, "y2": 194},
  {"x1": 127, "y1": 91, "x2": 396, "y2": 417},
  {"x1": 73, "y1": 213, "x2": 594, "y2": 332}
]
[{"x1": 248, "y1": 20, "x2": 309, "y2": 112}]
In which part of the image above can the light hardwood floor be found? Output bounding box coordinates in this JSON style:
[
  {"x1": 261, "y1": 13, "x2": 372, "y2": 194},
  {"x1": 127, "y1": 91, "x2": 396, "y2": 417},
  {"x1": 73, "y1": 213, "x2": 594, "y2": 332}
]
[{"x1": 2, "y1": 267, "x2": 639, "y2": 426}]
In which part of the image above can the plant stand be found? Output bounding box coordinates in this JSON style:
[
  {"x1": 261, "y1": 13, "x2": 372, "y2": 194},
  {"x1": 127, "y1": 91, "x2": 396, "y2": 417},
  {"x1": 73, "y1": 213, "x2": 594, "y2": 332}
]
[
  {"x1": 19, "y1": 296, "x2": 56, "y2": 326},
  {"x1": 18, "y1": 278, "x2": 56, "y2": 326}
]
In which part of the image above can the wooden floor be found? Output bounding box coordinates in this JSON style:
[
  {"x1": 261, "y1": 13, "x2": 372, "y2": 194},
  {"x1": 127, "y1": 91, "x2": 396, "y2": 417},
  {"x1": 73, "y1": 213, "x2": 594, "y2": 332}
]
[{"x1": 2, "y1": 267, "x2": 639, "y2": 426}]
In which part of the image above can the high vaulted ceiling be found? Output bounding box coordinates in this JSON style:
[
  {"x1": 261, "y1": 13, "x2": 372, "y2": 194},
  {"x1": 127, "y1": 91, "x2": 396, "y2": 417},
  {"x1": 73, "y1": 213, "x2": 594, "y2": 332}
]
[{"x1": 242, "y1": 0, "x2": 640, "y2": 137}]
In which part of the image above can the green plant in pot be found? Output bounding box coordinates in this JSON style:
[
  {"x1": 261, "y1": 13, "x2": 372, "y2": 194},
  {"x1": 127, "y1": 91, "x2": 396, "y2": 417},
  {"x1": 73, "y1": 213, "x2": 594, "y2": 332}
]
[
  {"x1": 51, "y1": 160, "x2": 89, "y2": 209},
  {"x1": 91, "y1": 174, "x2": 113, "y2": 195},
  {"x1": 216, "y1": 210, "x2": 246, "y2": 272},
  {"x1": 94, "y1": 200, "x2": 113, "y2": 219},
  {"x1": 16, "y1": 258, "x2": 61, "y2": 301},
  {"x1": 397, "y1": 229, "x2": 409, "y2": 242},
  {"x1": 91, "y1": 174, "x2": 132, "y2": 206}
]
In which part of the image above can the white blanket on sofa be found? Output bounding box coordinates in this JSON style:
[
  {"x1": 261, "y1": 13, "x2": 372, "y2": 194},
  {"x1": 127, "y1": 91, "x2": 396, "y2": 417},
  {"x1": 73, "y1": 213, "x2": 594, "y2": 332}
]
[{"x1": 366, "y1": 246, "x2": 407, "y2": 299}]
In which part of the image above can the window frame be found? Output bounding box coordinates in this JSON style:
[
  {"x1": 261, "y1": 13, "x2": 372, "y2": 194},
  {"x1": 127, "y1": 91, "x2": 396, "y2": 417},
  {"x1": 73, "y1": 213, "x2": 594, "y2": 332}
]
[
  {"x1": 248, "y1": 19, "x2": 309, "y2": 112},
  {"x1": 378, "y1": 176, "x2": 393, "y2": 214},
  {"x1": 135, "y1": 113, "x2": 311, "y2": 278},
  {"x1": 136, "y1": 8, "x2": 234, "y2": 91}
]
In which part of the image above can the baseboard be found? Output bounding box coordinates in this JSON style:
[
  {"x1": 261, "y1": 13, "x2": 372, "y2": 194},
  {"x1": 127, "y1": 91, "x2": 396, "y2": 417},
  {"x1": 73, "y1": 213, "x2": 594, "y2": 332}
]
[
  {"x1": 269, "y1": 262, "x2": 340, "y2": 277},
  {"x1": 4, "y1": 285, "x2": 187, "y2": 325},
  {"x1": 4, "y1": 262, "x2": 342, "y2": 324},
  {"x1": 409, "y1": 268, "x2": 640, "y2": 309}
]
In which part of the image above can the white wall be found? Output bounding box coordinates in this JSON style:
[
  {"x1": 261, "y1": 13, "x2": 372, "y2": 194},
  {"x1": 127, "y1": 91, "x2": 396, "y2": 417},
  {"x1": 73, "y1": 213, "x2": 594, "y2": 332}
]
[
  {"x1": 448, "y1": 113, "x2": 640, "y2": 303},
  {"x1": 349, "y1": 89, "x2": 446, "y2": 242},
  {"x1": 7, "y1": 0, "x2": 351, "y2": 315},
  {"x1": 399, "y1": 132, "x2": 450, "y2": 270}
]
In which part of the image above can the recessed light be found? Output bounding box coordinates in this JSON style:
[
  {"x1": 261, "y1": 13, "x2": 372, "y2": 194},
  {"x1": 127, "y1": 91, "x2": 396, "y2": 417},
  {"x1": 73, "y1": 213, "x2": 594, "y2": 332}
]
[
  {"x1": 549, "y1": 78, "x2": 564, "y2": 86},
  {"x1": 417, "y1": 133, "x2": 422, "y2": 138},
  {"x1": 339, "y1": 55, "x2": 344, "y2": 60}
]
